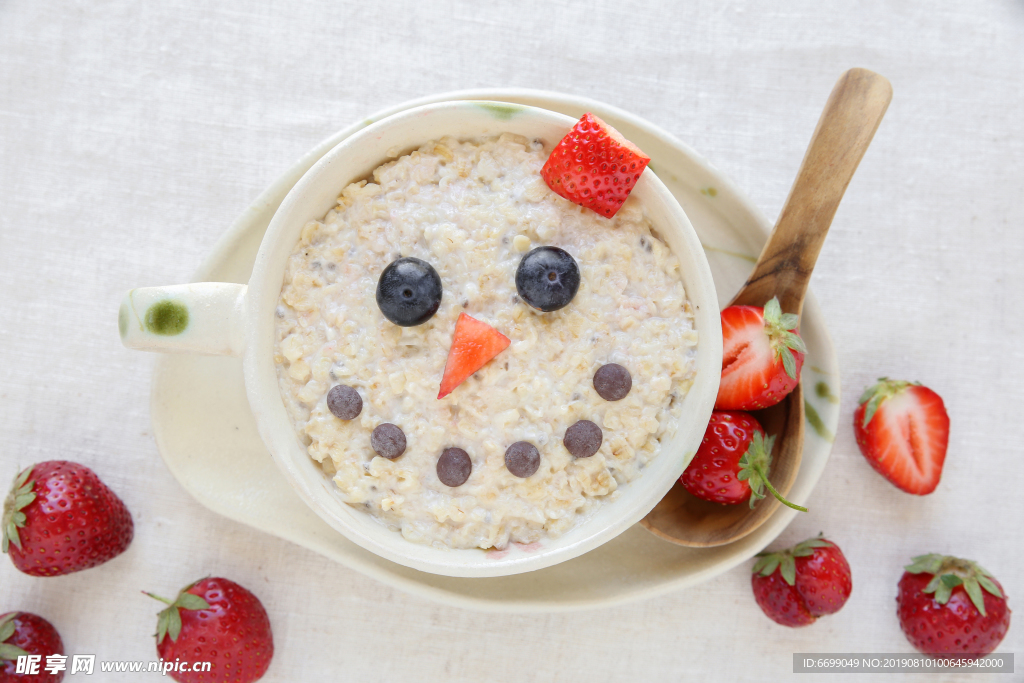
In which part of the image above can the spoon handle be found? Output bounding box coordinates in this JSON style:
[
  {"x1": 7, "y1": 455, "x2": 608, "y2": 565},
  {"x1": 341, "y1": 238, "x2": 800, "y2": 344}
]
[{"x1": 730, "y1": 68, "x2": 893, "y2": 315}]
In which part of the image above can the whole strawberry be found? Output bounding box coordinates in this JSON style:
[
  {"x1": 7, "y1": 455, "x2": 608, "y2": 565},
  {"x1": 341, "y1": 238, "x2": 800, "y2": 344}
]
[
  {"x1": 680, "y1": 410, "x2": 806, "y2": 511},
  {"x1": 896, "y1": 554, "x2": 1010, "y2": 657},
  {"x1": 2, "y1": 461, "x2": 133, "y2": 577},
  {"x1": 541, "y1": 112, "x2": 650, "y2": 218},
  {"x1": 716, "y1": 296, "x2": 806, "y2": 410},
  {"x1": 148, "y1": 577, "x2": 273, "y2": 683},
  {"x1": 751, "y1": 536, "x2": 852, "y2": 627},
  {"x1": 0, "y1": 611, "x2": 65, "y2": 682},
  {"x1": 854, "y1": 378, "x2": 949, "y2": 494}
]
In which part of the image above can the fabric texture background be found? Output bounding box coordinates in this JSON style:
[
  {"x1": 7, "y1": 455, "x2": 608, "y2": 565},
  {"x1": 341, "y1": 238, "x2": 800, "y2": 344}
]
[{"x1": 1, "y1": 2, "x2": 1021, "y2": 681}]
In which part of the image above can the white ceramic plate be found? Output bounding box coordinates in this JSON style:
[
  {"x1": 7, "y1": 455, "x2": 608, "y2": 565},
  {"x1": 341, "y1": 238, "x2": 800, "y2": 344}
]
[{"x1": 150, "y1": 89, "x2": 840, "y2": 612}]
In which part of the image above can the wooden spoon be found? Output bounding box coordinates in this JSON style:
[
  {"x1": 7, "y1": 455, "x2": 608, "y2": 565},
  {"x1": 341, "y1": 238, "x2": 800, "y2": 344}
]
[{"x1": 641, "y1": 68, "x2": 893, "y2": 547}]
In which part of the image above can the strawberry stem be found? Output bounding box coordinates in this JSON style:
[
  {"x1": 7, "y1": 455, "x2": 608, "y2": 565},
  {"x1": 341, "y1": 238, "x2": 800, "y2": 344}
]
[
  {"x1": 142, "y1": 591, "x2": 173, "y2": 605},
  {"x1": 752, "y1": 464, "x2": 807, "y2": 512},
  {"x1": 737, "y1": 431, "x2": 808, "y2": 512}
]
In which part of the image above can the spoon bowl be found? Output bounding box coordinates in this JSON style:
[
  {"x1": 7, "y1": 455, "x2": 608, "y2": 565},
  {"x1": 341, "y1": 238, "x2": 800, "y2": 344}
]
[{"x1": 642, "y1": 68, "x2": 893, "y2": 547}]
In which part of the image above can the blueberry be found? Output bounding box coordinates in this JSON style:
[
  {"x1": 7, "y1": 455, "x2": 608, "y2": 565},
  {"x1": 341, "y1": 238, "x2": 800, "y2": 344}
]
[
  {"x1": 376, "y1": 257, "x2": 443, "y2": 326},
  {"x1": 515, "y1": 246, "x2": 580, "y2": 312}
]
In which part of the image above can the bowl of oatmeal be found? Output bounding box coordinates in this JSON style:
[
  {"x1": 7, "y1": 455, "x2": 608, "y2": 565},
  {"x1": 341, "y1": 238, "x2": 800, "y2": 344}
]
[{"x1": 120, "y1": 101, "x2": 721, "y2": 577}]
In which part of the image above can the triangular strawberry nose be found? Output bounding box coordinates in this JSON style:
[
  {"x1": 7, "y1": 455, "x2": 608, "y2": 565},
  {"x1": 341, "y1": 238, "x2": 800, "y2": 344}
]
[{"x1": 438, "y1": 313, "x2": 511, "y2": 399}]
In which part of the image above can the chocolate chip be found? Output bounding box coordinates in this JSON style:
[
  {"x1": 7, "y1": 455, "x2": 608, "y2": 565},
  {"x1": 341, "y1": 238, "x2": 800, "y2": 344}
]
[
  {"x1": 327, "y1": 385, "x2": 362, "y2": 420},
  {"x1": 563, "y1": 420, "x2": 602, "y2": 458},
  {"x1": 437, "y1": 447, "x2": 472, "y2": 487},
  {"x1": 371, "y1": 423, "x2": 406, "y2": 459},
  {"x1": 594, "y1": 363, "x2": 632, "y2": 401},
  {"x1": 504, "y1": 441, "x2": 540, "y2": 478}
]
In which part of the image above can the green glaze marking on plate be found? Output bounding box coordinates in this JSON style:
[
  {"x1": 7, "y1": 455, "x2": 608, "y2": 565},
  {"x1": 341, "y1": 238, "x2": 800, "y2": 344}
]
[
  {"x1": 815, "y1": 381, "x2": 839, "y2": 404},
  {"x1": 701, "y1": 243, "x2": 757, "y2": 263},
  {"x1": 118, "y1": 303, "x2": 129, "y2": 338},
  {"x1": 362, "y1": 118, "x2": 374, "y2": 127},
  {"x1": 804, "y1": 400, "x2": 834, "y2": 442},
  {"x1": 145, "y1": 300, "x2": 189, "y2": 336},
  {"x1": 474, "y1": 102, "x2": 523, "y2": 120},
  {"x1": 700, "y1": 187, "x2": 718, "y2": 197},
  {"x1": 810, "y1": 365, "x2": 828, "y2": 374}
]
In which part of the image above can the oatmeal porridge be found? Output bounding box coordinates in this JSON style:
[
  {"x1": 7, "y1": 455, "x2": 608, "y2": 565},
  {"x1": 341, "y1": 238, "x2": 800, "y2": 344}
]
[{"x1": 274, "y1": 133, "x2": 698, "y2": 550}]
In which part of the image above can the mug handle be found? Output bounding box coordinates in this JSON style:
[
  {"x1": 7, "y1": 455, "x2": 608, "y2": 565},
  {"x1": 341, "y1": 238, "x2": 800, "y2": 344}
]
[{"x1": 119, "y1": 283, "x2": 247, "y2": 357}]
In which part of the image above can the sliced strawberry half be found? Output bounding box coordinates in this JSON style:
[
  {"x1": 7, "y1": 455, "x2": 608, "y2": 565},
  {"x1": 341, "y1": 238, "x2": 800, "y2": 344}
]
[
  {"x1": 854, "y1": 378, "x2": 949, "y2": 494},
  {"x1": 716, "y1": 296, "x2": 807, "y2": 410},
  {"x1": 438, "y1": 313, "x2": 511, "y2": 399},
  {"x1": 540, "y1": 113, "x2": 650, "y2": 218}
]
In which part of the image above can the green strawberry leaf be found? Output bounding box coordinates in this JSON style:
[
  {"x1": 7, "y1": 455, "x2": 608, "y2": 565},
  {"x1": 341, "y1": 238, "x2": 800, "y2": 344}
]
[
  {"x1": 791, "y1": 536, "x2": 832, "y2": 557},
  {"x1": 977, "y1": 575, "x2": 1002, "y2": 599},
  {"x1": 763, "y1": 297, "x2": 782, "y2": 324},
  {"x1": 3, "y1": 521, "x2": 19, "y2": 553},
  {"x1": 0, "y1": 614, "x2": 15, "y2": 644},
  {"x1": 0, "y1": 643, "x2": 29, "y2": 661},
  {"x1": 858, "y1": 380, "x2": 881, "y2": 405},
  {"x1": 780, "y1": 347, "x2": 796, "y2": 380},
  {"x1": 753, "y1": 555, "x2": 781, "y2": 577},
  {"x1": 167, "y1": 605, "x2": 182, "y2": 642},
  {"x1": 782, "y1": 331, "x2": 807, "y2": 353},
  {"x1": 905, "y1": 553, "x2": 946, "y2": 575},
  {"x1": 175, "y1": 593, "x2": 210, "y2": 611},
  {"x1": 14, "y1": 468, "x2": 31, "y2": 490},
  {"x1": 780, "y1": 556, "x2": 797, "y2": 586},
  {"x1": 3, "y1": 467, "x2": 37, "y2": 554},
  {"x1": 861, "y1": 393, "x2": 884, "y2": 427},
  {"x1": 156, "y1": 608, "x2": 169, "y2": 644},
  {"x1": 963, "y1": 578, "x2": 987, "y2": 616},
  {"x1": 148, "y1": 580, "x2": 211, "y2": 645}
]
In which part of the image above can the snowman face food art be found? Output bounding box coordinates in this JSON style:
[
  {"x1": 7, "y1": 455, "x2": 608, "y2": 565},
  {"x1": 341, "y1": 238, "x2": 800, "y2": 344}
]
[{"x1": 273, "y1": 120, "x2": 699, "y2": 551}]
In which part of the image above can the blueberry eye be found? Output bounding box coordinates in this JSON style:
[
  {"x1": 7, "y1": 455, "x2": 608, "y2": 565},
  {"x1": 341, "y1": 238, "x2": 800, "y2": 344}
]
[
  {"x1": 515, "y1": 246, "x2": 580, "y2": 312},
  {"x1": 376, "y1": 257, "x2": 443, "y2": 326}
]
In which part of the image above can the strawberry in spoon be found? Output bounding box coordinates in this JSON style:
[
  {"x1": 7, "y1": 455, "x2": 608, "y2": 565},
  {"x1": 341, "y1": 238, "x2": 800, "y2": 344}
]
[
  {"x1": 716, "y1": 296, "x2": 806, "y2": 411},
  {"x1": 680, "y1": 410, "x2": 807, "y2": 511}
]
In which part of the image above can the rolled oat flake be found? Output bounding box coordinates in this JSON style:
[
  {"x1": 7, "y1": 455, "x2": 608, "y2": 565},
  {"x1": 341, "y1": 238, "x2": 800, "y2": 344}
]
[
  {"x1": 504, "y1": 441, "x2": 541, "y2": 478},
  {"x1": 327, "y1": 385, "x2": 362, "y2": 420},
  {"x1": 437, "y1": 447, "x2": 472, "y2": 487},
  {"x1": 371, "y1": 423, "x2": 406, "y2": 459},
  {"x1": 563, "y1": 420, "x2": 603, "y2": 458},
  {"x1": 593, "y1": 363, "x2": 632, "y2": 401}
]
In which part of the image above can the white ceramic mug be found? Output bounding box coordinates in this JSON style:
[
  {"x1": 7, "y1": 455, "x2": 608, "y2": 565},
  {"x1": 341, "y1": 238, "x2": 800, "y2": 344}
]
[{"x1": 119, "y1": 101, "x2": 722, "y2": 577}]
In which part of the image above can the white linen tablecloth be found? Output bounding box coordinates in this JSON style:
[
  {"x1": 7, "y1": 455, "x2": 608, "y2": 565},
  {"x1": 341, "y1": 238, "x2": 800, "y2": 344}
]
[{"x1": 1, "y1": 2, "x2": 1021, "y2": 681}]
